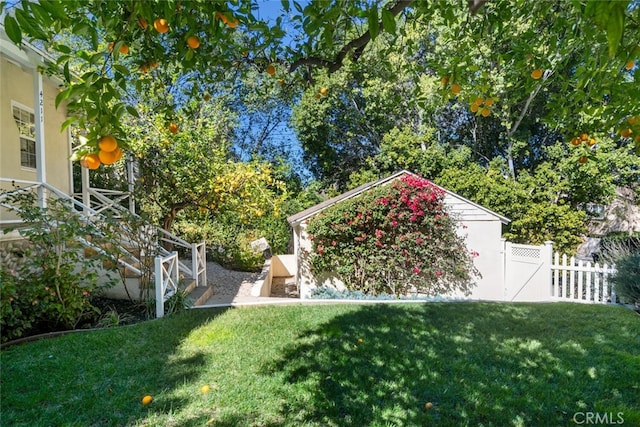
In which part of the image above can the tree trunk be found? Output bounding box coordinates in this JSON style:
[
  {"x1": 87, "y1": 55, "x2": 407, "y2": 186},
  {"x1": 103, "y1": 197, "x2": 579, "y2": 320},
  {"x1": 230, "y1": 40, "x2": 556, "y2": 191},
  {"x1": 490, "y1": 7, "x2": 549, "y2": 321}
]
[{"x1": 161, "y1": 202, "x2": 190, "y2": 250}]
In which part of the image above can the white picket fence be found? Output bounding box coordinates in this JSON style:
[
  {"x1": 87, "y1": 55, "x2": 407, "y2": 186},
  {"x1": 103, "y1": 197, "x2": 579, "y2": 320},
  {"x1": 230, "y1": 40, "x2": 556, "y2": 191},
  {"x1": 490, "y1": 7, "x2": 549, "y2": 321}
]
[{"x1": 551, "y1": 253, "x2": 617, "y2": 304}]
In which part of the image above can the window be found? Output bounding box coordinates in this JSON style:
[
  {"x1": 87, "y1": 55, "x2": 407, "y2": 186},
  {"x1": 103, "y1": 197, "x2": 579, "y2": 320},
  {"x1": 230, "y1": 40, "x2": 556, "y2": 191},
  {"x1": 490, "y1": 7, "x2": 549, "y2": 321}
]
[{"x1": 12, "y1": 103, "x2": 36, "y2": 169}]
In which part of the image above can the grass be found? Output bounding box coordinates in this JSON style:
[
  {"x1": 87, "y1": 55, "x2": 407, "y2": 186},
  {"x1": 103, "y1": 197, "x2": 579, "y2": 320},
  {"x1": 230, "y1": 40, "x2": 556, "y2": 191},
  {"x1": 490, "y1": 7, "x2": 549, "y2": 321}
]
[{"x1": 1, "y1": 302, "x2": 639, "y2": 426}]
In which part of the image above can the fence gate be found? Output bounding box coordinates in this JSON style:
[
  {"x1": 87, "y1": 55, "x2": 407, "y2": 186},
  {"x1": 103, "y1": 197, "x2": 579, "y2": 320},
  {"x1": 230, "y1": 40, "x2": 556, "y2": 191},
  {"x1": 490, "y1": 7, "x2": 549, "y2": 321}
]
[{"x1": 503, "y1": 241, "x2": 553, "y2": 302}]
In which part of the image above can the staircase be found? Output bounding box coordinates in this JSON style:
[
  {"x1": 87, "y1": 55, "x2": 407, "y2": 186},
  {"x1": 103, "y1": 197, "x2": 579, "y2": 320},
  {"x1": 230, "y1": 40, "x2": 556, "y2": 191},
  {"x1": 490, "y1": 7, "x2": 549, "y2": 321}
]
[
  {"x1": 270, "y1": 275, "x2": 298, "y2": 298},
  {"x1": 0, "y1": 179, "x2": 210, "y2": 316}
]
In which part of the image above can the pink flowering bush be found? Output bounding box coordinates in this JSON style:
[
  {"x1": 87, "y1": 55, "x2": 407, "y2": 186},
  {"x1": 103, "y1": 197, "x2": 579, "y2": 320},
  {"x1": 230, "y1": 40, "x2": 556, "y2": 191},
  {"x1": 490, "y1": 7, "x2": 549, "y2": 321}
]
[{"x1": 307, "y1": 175, "x2": 479, "y2": 297}]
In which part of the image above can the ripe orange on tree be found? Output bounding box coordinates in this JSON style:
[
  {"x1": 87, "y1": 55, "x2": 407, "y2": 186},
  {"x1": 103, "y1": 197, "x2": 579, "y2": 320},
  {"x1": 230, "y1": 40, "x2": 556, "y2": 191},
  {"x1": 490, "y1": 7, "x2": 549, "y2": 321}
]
[
  {"x1": 169, "y1": 122, "x2": 179, "y2": 134},
  {"x1": 531, "y1": 69, "x2": 543, "y2": 79},
  {"x1": 266, "y1": 64, "x2": 276, "y2": 75},
  {"x1": 98, "y1": 135, "x2": 118, "y2": 152},
  {"x1": 484, "y1": 98, "x2": 494, "y2": 106},
  {"x1": 470, "y1": 103, "x2": 479, "y2": 113},
  {"x1": 625, "y1": 60, "x2": 635, "y2": 70},
  {"x1": 578, "y1": 156, "x2": 588, "y2": 164},
  {"x1": 227, "y1": 17, "x2": 239, "y2": 28},
  {"x1": 216, "y1": 12, "x2": 229, "y2": 24},
  {"x1": 588, "y1": 138, "x2": 596, "y2": 146},
  {"x1": 571, "y1": 137, "x2": 581, "y2": 146},
  {"x1": 580, "y1": 133, "x2": 589, "y2": 141},
  {"x1": 187, "y1": 36, "x2": 200, "y2": 49},
  {"x1": 99, "y1": 147, "x2": 122, "y2": 165},
  {"x1": 440, "y1": 76, "x2": 449, "y2": 85},
  {"x1": 319, "y1": 87, "x2": 328, "y2": 95},
  {"x1": 620, "y1": 128, "x2": 633, "y2": 138},
  {"x1": 138, "y1": 17, "x2": 148, "y2": 30},
  {"x1": 154, "y1": 18, "x2": 169, "y2": 33},
  {"x1": 451, "y1": 83, "x2": 461, "y2": 94},
  {"x1": 481, "y1": 107, "x2": 491, "y2": 117},
  {"x1": 81, "y1": 153, "x2": 101, "y2": 170}
]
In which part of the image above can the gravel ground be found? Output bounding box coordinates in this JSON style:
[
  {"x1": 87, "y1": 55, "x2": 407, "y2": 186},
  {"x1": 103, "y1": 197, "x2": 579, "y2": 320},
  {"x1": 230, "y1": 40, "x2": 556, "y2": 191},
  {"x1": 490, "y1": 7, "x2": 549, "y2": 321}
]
[{"x1": 205, "y1": 261, "x2": 261, "y2": 297}]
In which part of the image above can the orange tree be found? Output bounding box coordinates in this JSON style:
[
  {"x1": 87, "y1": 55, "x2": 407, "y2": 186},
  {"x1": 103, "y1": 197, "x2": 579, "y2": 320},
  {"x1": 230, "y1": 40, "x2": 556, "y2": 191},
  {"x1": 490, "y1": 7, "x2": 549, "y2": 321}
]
[
  {"x1": 125, "y1": 98, "x2": 287, "y2": 233},
  {"x1": 2, "y1": 0, "x2": 639, "y2": 162}
]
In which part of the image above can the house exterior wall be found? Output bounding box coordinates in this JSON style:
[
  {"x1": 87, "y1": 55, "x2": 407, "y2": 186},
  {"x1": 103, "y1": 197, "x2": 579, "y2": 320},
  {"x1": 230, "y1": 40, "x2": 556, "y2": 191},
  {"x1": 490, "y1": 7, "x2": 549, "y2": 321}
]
[{"x1": 0, "y1": 55, "x2": 72, "y2": 191}]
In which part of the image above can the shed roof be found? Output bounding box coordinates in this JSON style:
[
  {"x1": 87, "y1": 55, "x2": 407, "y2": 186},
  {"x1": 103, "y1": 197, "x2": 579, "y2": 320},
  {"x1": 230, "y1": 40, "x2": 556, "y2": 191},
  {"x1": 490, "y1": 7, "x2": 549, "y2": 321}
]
[{"x1": 287, "y1": 170, "x2": 510, "y2": 225}]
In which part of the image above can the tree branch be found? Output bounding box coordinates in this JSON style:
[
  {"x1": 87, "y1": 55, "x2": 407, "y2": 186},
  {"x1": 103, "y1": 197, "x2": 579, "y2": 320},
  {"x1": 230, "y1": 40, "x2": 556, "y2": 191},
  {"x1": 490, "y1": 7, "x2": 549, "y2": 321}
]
[{"x1": 289, "y1": 0, "x2": 414, "y2": 74}]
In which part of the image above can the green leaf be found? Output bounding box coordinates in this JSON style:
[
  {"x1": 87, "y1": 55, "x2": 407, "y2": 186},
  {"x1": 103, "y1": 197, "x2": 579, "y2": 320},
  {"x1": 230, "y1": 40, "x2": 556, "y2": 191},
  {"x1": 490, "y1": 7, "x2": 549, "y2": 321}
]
[
  {"x1": 113, "y1": 64, "x2": 130, "y2": 76},
  {"x1": 381, "y1": 9, "x2": 396, "y2": 35},
  {"x1": 281, "y1": 0, "x2": 290, "y2": 13},
  {"x1": 39, "y1": 0, "x2": 68, "y2": 20},
  {"x1": 126, "y1": 106, "x2": 140, "y2": 118},
  {"x1": 29, "y1": 2, "x2": 54, "y2": 27},
  {"x1": 368, "y1": 5, "x2": 379, "y2": 41},
  {"x1": 60, "y1": 116, "x2": 78, "y2": 132},
  {"x1": 606, "y1": 2, "x2": 626, "y2": 58},
  {"x1": 14, "y1": 8, "x2": 48, "y2": 41},
  {"x1": 63, "y1": 62, "x2": 71, "y2": 82},
  {"x1": 3, "y1": 15, "x2": 22, "y2": 45}
]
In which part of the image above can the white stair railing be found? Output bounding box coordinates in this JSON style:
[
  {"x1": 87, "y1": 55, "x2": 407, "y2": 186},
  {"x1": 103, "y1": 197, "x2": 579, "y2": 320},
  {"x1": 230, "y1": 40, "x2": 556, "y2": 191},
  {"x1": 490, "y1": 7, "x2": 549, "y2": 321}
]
[
  {"x1": 2, "y1": 178, "x2": 206, "y2": 289},
  {"x1": 1, "y1": 179, "x2": 143, "y2": 276}
]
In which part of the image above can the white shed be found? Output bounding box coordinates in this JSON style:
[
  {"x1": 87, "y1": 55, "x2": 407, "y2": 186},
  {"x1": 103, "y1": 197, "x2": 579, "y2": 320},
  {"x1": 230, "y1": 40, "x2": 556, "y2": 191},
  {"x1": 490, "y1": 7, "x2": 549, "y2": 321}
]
[{"x1": 287, "y1": 170, "x2": 510, "y2": 300}]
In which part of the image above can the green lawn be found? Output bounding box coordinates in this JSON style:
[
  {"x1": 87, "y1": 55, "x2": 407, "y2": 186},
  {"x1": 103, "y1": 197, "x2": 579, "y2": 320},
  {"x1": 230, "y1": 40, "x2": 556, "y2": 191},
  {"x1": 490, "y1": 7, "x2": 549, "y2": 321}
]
[{"x1": 1, "y1": 302, "x2": 639, "y2": 426}]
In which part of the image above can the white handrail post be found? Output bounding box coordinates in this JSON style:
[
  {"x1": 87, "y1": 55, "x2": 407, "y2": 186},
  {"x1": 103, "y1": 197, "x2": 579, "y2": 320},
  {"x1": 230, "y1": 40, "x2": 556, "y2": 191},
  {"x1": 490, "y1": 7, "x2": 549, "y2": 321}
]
[
  {"x1": 200, "y1": 242, "x2": 207, "y2": 288},
  {"x1": 192, "y1": 243, "x2": 198, "y2": 287},
  {"x1": 126, "y1": 154, "x2": 136, "y2": 213},
  {"x1": 155, "y1": 256, "x2": 164, "y2": 318}
]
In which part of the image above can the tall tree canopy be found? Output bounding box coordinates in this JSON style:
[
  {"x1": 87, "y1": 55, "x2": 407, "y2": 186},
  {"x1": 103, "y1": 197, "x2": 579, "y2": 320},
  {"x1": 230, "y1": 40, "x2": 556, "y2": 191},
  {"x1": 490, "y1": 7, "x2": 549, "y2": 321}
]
[{"x1": 2, "y1": 0, "x2": 639, "y2": 163}]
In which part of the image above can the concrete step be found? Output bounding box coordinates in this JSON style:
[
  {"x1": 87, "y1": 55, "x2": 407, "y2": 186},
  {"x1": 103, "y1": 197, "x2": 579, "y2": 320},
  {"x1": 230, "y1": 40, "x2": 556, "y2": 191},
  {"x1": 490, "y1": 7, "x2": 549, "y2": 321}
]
[{"x1": 188, "y1": 285, "x2": 214, "y2": 306}]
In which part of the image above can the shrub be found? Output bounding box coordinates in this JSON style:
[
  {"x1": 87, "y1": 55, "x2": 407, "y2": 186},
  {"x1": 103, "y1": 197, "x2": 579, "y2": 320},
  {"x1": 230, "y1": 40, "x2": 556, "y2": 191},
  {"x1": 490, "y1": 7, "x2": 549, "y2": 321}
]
[
  {"x1": 0, "y1": 192, "x2": 117, "y2": 342},
  {"x1": 610, "y1": 252, "x2": 640, "y2": 305},
  {"x1": 307, "y1": 174, "x2": 479, "y2": 297}
]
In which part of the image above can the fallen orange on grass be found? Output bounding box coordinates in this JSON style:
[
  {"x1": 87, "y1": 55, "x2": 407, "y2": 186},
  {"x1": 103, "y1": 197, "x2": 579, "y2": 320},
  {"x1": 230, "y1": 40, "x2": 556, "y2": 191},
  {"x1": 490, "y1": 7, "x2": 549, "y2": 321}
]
[
  {"x1": 141, "y1": 395, "x2": 153, "y2": 405},
  {"x1": 201, "y1": 385, "x2": 211, "y2": 394}
]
